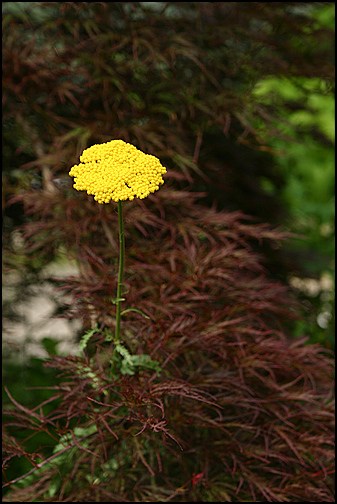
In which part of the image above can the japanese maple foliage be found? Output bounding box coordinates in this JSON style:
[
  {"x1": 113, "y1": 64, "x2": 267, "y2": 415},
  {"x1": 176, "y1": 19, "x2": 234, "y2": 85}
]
[{"x1": 3, "y1": 186, "x2": 334, "y2": 502}]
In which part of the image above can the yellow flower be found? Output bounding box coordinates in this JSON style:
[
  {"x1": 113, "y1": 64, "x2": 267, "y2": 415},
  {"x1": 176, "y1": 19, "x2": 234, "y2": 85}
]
[{"x1": 69, "y1": 139, "x2": 166, "y2": 204}]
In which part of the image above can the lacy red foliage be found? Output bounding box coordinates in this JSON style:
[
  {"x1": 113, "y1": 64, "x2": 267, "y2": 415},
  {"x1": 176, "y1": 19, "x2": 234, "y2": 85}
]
[{"x1": 3, "y1": 187, "x2": 335, "y2": 501}]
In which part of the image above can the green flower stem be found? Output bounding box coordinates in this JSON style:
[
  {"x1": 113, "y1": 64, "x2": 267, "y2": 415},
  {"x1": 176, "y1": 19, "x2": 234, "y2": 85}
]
[{"x1": 115, "y1": 200, "x2": 125, "y2": 342}]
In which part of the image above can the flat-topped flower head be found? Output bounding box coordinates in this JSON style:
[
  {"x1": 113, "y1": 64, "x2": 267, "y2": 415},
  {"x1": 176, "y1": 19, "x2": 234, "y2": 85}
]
[{"x1": 69, "y1": 139, "x2": 166, "y2": 204}]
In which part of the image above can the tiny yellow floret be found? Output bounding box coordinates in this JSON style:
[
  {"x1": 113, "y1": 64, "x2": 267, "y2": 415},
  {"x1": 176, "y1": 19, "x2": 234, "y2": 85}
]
[{"x1": 69, "y1": 139, "x2": 166, "y2": 204}]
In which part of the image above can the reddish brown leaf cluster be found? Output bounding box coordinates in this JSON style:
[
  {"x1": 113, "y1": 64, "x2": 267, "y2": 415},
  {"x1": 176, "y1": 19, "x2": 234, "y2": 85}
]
[{"x1": 3, "y1": 188, "x2": 335, "y2": 501}]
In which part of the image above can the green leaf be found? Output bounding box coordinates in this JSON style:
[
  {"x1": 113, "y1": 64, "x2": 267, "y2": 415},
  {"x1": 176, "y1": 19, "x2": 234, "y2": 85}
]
[
  {"x1": 79, "y1": 324, "x2": 99, "y2": 351},
  {"x1": 120, "y1": 308, "x2": 150, "y2": 319},
  {"x1": 110, "y1": 297, "x2": 126, "y2": 305},
  {"x1": 113, "y1": 343, "x2": 161, "y2": 376}
]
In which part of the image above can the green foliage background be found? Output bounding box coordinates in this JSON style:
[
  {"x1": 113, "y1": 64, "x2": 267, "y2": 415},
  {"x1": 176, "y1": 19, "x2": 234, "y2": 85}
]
[{"x1": 252, "y1": 51, "x2": 335, "y2": 346}]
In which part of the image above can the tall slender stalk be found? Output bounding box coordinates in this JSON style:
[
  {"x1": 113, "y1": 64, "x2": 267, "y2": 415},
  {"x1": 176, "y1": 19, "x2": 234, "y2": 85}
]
[{"x1": 115, "y1": 200, "x2": 125, "y2": 342}]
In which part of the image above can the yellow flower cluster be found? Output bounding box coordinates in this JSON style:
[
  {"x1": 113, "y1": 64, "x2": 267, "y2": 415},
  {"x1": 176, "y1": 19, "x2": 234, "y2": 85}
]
[{"x1": 69, "y1": 139, "x2": 166, "y2": 204}]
